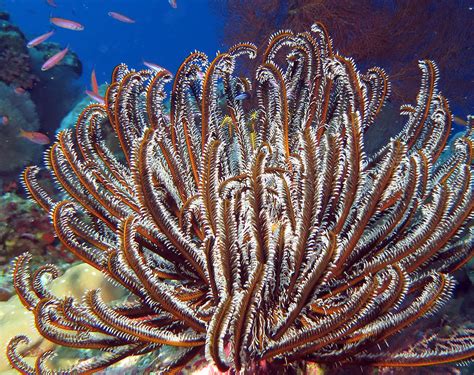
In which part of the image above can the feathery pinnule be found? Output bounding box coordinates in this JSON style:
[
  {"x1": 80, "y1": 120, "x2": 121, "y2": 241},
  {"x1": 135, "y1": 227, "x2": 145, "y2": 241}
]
[{"x1": 9, "y1": 23, "x2": 473, "y2": 373}]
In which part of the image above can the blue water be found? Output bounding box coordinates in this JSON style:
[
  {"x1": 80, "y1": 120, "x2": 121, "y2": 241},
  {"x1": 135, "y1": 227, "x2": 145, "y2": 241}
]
[
  {"x1": 2, "y1": 0, "x2": 471, "y2": 122},
  {"x1": 2, "y1": 0, "x2": 223, "y2": 87}
]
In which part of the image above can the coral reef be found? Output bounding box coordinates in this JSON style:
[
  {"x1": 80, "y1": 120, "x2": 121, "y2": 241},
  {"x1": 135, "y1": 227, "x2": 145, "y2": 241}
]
[
  {"x1": 0, "y1": 13, "x2": 82, "y2": 147},
  {"x1": 28, "y1": 42, "x2": 83, "y2": 135},
  {"x1": 31, "y1": 42, "x2": 82, "y2": 78},
  {"x1": 0, "y1": 191, "x2": 76, "y2": 302},
  {"x1": 0, "y1": 82, "x2": 42, "y2": 174},
  {"x1": 0, "y1": 15, "x2": 37, "y2": 89},
  {"x1": 58, "y1": 84, "x2": 108, "y2": 133},
  {"x1": 8, "y1": 24, "x2": 474, "y2": 373},
  {"x1": 215, "y1": 0, "x2": 473, "y2": 114}
]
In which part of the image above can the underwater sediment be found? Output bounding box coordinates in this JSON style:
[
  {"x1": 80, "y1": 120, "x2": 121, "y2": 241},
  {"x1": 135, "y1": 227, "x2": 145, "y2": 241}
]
[{"x1": 5, "y1": 23, "x2": 474, "y2": 373}]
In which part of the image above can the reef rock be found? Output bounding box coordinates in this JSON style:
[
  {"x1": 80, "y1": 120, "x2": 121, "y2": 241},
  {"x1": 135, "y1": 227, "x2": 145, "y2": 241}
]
[
  {"x1": 0, "y1": 16, "x2": 37, "y2": 89},
  {"x1": 0, "y1": 191, "x2": 77, "y2": 302},
  {"x1": 0, "y1": 82, "x2": 42, "y2": 174},
  {"x1": 0, "y1": 13, "x2": 83, "y2": 141},
  {"x1": 29, "y1": 42, "x2": 83, "y2": 135},
  {"x1": 0, "y1": 263, "x2": 125, "y2": 373},
  {"x1": 58, "y1": 84, "x2": 108, "y2": 133}
]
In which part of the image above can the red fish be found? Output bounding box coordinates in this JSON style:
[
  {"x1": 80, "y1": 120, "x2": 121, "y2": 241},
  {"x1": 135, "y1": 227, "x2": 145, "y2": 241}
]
[
  {"x1": 169, "y1": 0, "x2": 177, "y2": 9},
  {"x1": 91, "y1": 69, "x2": 99, "y2": 94},
  {"x1": 143, "y1": 60, "x2": 162, "y2": 71},
  {"x1": 41, "y1": 46, "x2": 68, "y2": 71},
  {"x1": 453, "y1": 116, "x2": 467, "y2": 126},
  {"x1": 0, "y1": 116, "x2": 8, "y2": 126},
  {"x1": 27, "y1": 30, "x2": 54, "y2": 48},
  {"x1": 14, "y1": 87, "x2": 26, "y2": 95},
  {"x1": 50, "y1": 17, "x2": 84, "y2": 31},
  {"x1": 143, "y1": 61, "x2": 172, "y2": 76},
  {"x1": 85, "y1": 90, "x2": 105, "y2": 105},
  {"x1": 19, "y1": 130, "x2": 51, "y2": 145},
  {"x1": 46, "y1": 0, "x2": 57, "y2": 7},
  {"x1": 86, "y1": 69, "x2": 104, "y2": 103},
  {"x1": 108, "y1": 11, "x2": 135, "y2": 24}
]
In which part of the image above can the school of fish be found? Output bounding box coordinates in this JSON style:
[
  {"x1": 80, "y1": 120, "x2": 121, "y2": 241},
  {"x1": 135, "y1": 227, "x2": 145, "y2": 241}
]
[{"x1": 14, "y1": 1, "x2": 179, "y2": 145}]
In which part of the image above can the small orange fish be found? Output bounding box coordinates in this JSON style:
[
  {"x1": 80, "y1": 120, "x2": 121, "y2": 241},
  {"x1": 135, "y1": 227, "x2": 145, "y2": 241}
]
[
  {"x1": 453, "y1": 116, "x2": 468, "y2": 126},
  {"x1": 0, "y1": 115, "x2": 8, "y2": 125},
  {"x1": 27, "y1": 30, "x2": 55, "y2": 48},
  {"x1": 14, "y1": 87, "x2": 26, "y2": 95},
  {"x1": 143, "y1": 60, "x2": 162, "y2": 71},
  {"x1": 91, "y1": 69, "x2": 99, "y2": 94},
  {"x1": 143, "y1": 61, "x2": 172, "y2": 76},
  {"x1": 19, "y1": 130, "x2": 51, "y2": 145},
  {"x1": 50, "y1": 17, "x2": 84, "y2": 31},
  {"x1": 108, "y1": 11, "x2": 135, "y2": 24},
  {"x1": 41, "y1": 46, "x2": 68, "y2": 71},
  {"x1": 85, "y1": 90, "x2": 105, "y2": 105}
]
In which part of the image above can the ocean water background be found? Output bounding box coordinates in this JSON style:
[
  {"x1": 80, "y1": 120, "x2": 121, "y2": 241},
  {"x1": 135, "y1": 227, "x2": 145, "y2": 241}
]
[
  {"x1": 2, "y1": 0, "x2": 222, "y2": 87},
  {"x1": 1, "y1": 0, "x2": 472, "y2": 119}
]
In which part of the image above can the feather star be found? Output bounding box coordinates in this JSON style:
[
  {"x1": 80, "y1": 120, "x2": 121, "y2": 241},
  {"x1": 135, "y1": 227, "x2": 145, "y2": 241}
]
[{"x1": 8, "y1": 23, "x2": 474, "y2": 374}]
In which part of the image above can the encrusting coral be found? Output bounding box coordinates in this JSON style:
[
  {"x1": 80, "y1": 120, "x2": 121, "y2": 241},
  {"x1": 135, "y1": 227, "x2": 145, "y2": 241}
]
[
  {"x1": 0, "y1": 82, "x2": 42, "y2": 174},
  {"x1": 0, "y1": 263, "x2": 125, "y2": 373},
  {"x1": 7, "y1": 23, "x2": 474, "y2": 373},
  {"x1": 0, "y1": 191, "x2": 77, "y2": 302},
  {"x1": 0, "y1": 15, "x2": 37, "y2": 90},
  {"x1": 0, "y1": 12, "x2": 83, "y2": 140}
]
